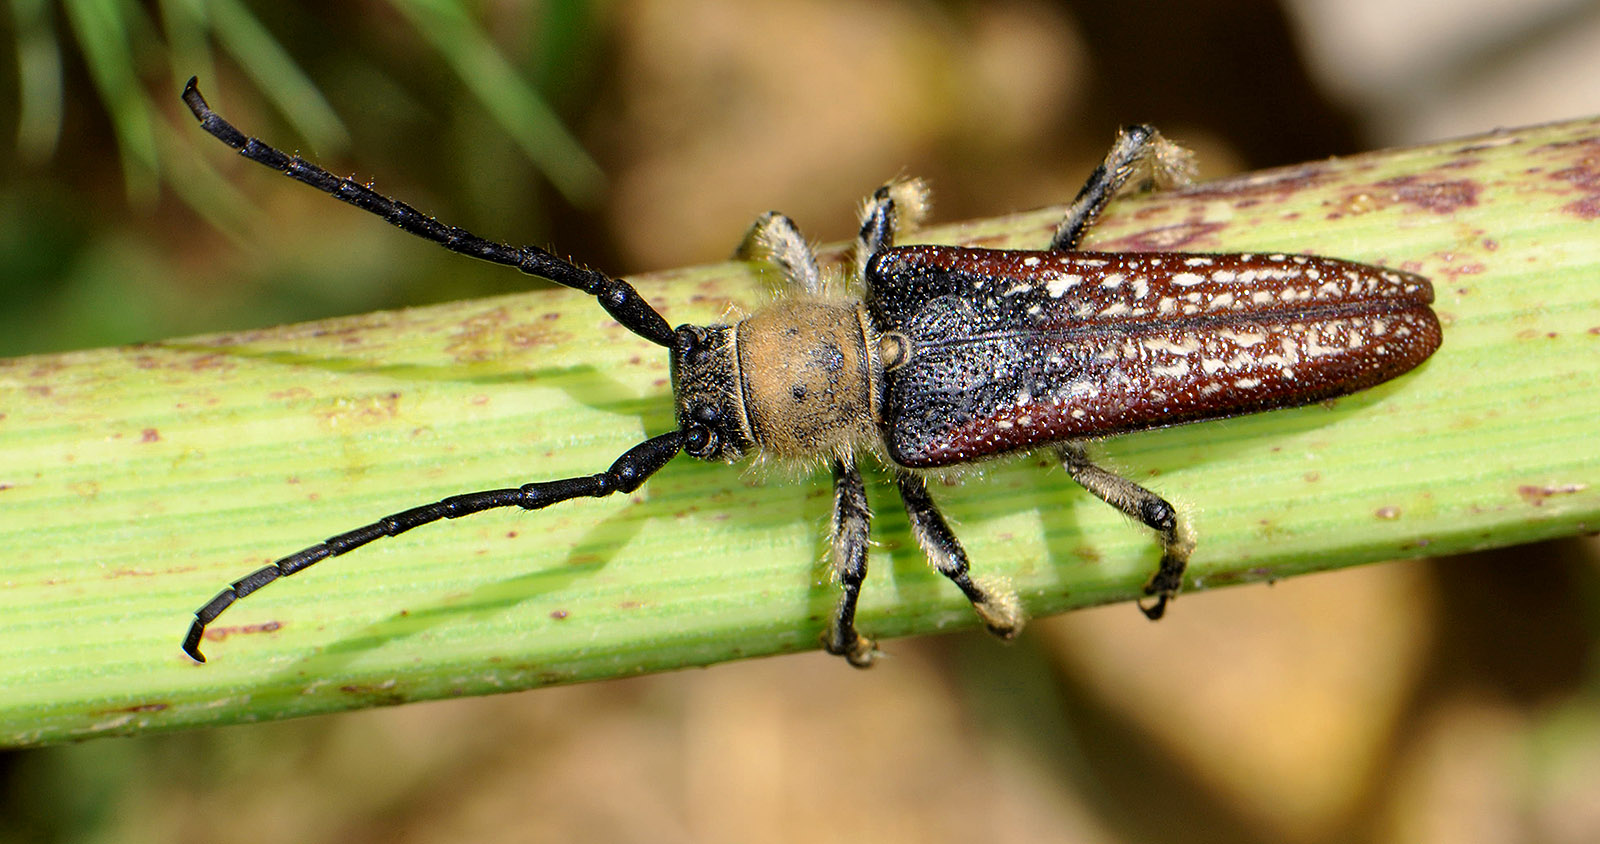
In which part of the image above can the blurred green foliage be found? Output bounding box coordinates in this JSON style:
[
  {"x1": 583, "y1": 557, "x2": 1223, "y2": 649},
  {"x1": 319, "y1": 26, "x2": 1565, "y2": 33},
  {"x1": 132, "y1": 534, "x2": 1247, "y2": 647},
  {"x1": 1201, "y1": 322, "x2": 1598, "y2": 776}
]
[{"x1": 1, "y1": 0, "x2": 605, "y2": 358}]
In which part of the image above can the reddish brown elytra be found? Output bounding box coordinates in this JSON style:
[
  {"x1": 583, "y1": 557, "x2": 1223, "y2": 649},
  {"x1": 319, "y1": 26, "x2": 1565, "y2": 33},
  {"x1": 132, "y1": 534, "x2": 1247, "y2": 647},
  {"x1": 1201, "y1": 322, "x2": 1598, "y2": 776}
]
[
  {"x1": 180, "y1": 77, "x2": 1439, "y2": 667},
  {"x1": 869, "y1": 245, "x2": 1439, "y2": 467}
]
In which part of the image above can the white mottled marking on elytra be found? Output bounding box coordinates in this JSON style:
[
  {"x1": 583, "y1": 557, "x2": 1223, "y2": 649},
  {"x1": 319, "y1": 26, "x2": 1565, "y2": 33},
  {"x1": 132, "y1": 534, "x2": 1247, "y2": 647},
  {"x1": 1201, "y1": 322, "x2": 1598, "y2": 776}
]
[
  {"x1": 1251, "y1": 290, "x2": 1273, "y2": 304},
  {"x1": 1212, "y1": 269, "x2": 1236, "y2": 283},
  {"x1": 1181, "y1": 303, "x2": 1202, "y2": 314},
  {"x1": 1304, "y1": 336, "x2": 1338, "y2": 357},
  {"x1": 1372, "y1": 319, "x2": 1389, "y2": 335},
  {"x1": 1027, "y1": 303, "x2": 1042, "y2": 315},
  {"x1": 1151, "y1": 360, "x2": 1191, "y2": 378},
  {"x1": 1101, "y1": 272, "x2": 1126, "y2": 288},
  {"x1": 1235, "y1": 377, "x2": 1261, "y2": 388},
  {"x1": 1185, "y1": 257, "x2": 1214, "y2": 267},
  {"x1": 1319, "y1": 281, "x2": 1342, "y2": 297},
  {"x1": 996, "y1": 420, "x2": 1014, "y2": 430},
  {"x1": 1074, "y1": 302, "x2": 1098, "y2": 318},
  {"x1": 1268, "y1": 253, "x2": 1286, "y2": 261},
  {"x1": 1347, "y1": 331, "x2": 1364, "y2": 347},
  {"x1": 1281, "y1": 367, "x2": 1295, "y2": 379},
  {"x1": 1149, "y1": 389, "x2": 1167, "y2": 401},
  {"x1": 1292, "y1": 255, "x2": 1309, "y2": 264},
  {"x1": 1219, "y1": 329, "x2": 1267, "y2": 346},
  {"x1": 1046, "y1": 275, "x2": 1082, "y2": 297},
  {"x1": 1184, "y1": 291, "x2": 1204, "y2": 303},
  {"x1": 1100, "y1": 301, "x2": 1133, "y2": 317},
  {"x1": 1023, "y1": 255, "x2": 1041, "y2": 267},
  {"x1": 1070, "y1": 408, "x2": 1087, "y2": 419},
  {"x1": 1199, "y1": 382, "x2": 1224, "y2": 395},
  {"x1": 1016, "y1": 391, "x2": 1032, "y2": 406},
  {"x1": 1207, "y1": 292, "x2": 1236, "y2": 310},
  {"x1": 1240, "y1": 253, "x2": 1254, "y2": 260},
  {"x1": 1144, "y1": 336, "x2": 1200, "y2": 355},
  {"x1": 1158, "y1": 297, "x2": 1178, "y2": 314},
  {"x1": 1006, "y1": 281, "x2": 1030, "y2": 296},
  {"x1": 1306, "y1": 269, "x2": 1322, "y2": 280},
  {"x1": 1131, "y1": 277, "x2": 1150, "y2": 298},
  {"x1": 1149, "y1": 257, "x2": 1164, "y2": 267},
  {"x1": 1201, "y1": 358, "x2": 1226, "y2": 374},
  {"x1": 1238, "y1": 269, "x2": 1258, "y2": 284},
  {"x1": 1172, "y1": 272, "x2": 1206, "y2": 286},
  {"x1": 1017, "y1": 415, "x2": 1032, "y2": 426},
  {"x1": 1080, "y1": 258, "x2": 1108, "y2": 268}
]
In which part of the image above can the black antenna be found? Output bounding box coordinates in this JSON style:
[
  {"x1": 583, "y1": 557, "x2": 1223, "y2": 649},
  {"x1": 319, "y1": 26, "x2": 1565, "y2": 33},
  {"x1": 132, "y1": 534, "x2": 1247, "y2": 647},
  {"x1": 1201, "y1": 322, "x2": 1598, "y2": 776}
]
[
  {"x1": 182, "y1": 431, "x2": 685, "y2": 662},
  {"x1": 181, "y1": 77, "x2": 675, "y2": 347}
]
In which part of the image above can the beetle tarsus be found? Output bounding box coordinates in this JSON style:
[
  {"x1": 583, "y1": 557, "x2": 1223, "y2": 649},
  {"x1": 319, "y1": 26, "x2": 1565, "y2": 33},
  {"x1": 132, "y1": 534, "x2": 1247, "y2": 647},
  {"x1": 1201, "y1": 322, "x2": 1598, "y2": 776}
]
[
  {"x1": 1058, "y1": 442, "x2": 1191, "y2": 618},
  {"x1": 823, "y1": 629, "x2": 878, "y2": 668},
  {"x1": 1050, "y1": 122, "x2": 1195, "y2": 251},
  {"x1": 1138, "y1": 548, "x2": 1189, "y2": 620}
]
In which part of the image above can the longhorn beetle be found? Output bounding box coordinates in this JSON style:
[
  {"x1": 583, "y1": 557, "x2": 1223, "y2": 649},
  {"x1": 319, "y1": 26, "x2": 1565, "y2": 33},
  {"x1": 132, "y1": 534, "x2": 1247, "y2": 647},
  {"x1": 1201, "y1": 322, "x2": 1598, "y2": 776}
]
[{"x1": 179, "y1": 77, "x2": 1441, "y2": 666}]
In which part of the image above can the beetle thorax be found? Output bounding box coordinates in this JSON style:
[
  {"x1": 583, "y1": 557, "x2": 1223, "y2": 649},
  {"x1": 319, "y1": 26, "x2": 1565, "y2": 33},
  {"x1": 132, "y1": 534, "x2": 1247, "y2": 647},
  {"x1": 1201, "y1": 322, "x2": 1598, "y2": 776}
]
[
  {"x1": 669, "y1": 299, "x2": 879, "y2": 465},
  {"x1": 736, "y1": 299, "x2": 878, "y2": 461}
]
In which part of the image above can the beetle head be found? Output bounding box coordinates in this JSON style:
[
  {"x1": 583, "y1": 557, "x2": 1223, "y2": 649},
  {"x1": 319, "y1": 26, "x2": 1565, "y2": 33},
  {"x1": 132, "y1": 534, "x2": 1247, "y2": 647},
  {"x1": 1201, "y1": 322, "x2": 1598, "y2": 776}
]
[{"x1": 670, "y1": 324, "x2": 754, "y2": 463}]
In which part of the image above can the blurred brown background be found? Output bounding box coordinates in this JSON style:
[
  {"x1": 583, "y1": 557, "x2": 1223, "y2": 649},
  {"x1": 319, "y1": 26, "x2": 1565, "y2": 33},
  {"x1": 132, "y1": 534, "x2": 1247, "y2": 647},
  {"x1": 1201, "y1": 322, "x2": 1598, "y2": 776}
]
[{"x1": 3, "y1": 1, "x2": 1600, "y2": 842}]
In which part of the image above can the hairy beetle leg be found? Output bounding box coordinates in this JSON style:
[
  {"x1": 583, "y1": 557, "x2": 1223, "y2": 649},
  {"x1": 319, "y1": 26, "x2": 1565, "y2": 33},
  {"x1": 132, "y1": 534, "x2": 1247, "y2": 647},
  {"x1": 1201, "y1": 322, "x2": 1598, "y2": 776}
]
[
  {"x1": 895, "y1": 471, "x2": 1026, "y2": 640},
  {"x1": 1051, "y1": 123, "x2": 1196, "y2": 252},
  {"x1": 737, "y1": 211, "x2": 826, "y2": 297},
  {"x1": 1057, "y1": 442, "x2": 1193, "y2": 620},
  {"x1": 856, "y1": 176, "x2": 931, "y2": 276},
  {"x1": 824, "y1": 458, "x2": 876, "y2": 667}
]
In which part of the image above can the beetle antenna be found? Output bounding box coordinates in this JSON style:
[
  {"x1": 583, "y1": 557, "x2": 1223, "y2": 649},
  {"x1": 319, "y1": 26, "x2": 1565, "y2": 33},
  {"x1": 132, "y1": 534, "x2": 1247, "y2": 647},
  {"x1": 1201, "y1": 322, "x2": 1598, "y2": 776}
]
[
  {"x1": 181, "y1": 77, "x2": 675, "y2": 348},
  {"x1": 181, "y1": 431, "x2": 684, "y2": 662}
]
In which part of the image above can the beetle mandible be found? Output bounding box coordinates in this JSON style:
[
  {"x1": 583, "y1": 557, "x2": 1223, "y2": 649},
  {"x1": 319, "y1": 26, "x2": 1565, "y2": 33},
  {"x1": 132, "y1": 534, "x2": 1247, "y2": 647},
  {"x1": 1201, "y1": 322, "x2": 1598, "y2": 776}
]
[{"x1": 179, "y1": 77, "x2": 1441, "y2": 665}]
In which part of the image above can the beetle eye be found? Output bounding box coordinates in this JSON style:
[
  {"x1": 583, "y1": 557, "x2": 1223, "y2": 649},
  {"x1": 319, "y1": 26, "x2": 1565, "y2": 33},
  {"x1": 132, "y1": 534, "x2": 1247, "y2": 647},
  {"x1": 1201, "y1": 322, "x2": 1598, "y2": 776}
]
[
  {"x1": 684, "y1": 423, "x2": 716, "y2": 457},
  {"x1": 691, "y1": 404, "x2": 719, "y2": 425}
]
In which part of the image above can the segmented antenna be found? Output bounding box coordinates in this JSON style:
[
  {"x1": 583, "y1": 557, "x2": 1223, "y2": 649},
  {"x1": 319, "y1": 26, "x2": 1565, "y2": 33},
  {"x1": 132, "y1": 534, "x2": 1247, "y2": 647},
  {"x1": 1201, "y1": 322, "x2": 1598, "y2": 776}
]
[
  {"x1": 181, "y1": 77, "x2": 675, "y2": 347},
  {"x1": 181, "y1": 431, "x2": 685, "y2": 662}
]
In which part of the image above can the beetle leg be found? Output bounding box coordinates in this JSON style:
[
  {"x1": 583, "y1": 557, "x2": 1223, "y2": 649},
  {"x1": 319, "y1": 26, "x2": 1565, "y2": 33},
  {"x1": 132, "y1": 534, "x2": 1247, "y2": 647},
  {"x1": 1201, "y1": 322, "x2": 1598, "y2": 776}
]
[
  {"x1": 855, "y1": 177, "x2": 931, "y2": 281},
  {"x1": 1056, "y1": 442, "x2": 1192, "y2": 619},
  {"x1": 893, "y1": 471, "x2": 1025, "y2": 639},
  {"x1": 1050, "y1": 125, "x2": 1196, "y2": 251},
  {"x1": 736, "y1": 211, "x2": 825, "y2": 297},
  {"x1": 823, "y1": 458, "x2": 876, "y2": 666}
]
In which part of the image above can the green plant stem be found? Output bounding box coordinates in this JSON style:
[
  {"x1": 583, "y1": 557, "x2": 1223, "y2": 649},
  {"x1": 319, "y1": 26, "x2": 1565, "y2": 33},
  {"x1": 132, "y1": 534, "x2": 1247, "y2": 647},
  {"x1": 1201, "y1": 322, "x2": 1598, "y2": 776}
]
[{"x1": 2, "y1": 117, "x2": 1597, "y2": 748}]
